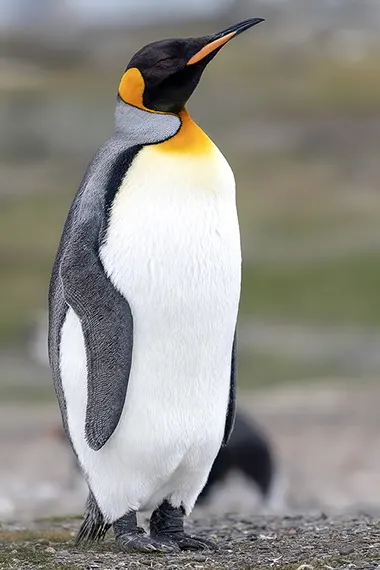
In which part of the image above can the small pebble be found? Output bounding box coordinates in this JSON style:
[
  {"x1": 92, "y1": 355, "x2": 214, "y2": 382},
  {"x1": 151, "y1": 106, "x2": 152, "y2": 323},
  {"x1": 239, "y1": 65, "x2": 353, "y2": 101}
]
[
  {"x1": 339, "y1": 546, "x2": 355, "y2": 556},
  {"x1": 193, "y1": 555, "x2": 206, "y2": 562},
  {"x1": 45, "y1": 546, "x2": 56, "y2": 554},
  {"x1": 10, "y1": 549, "x2": 17, "y2": 554}
]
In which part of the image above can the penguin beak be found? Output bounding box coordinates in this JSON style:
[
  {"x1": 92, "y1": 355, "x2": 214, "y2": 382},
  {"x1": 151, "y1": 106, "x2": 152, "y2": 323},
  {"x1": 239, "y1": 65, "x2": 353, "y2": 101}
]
[{"x1": 187, "y1": 18, "x2": 265, "y2": 66}]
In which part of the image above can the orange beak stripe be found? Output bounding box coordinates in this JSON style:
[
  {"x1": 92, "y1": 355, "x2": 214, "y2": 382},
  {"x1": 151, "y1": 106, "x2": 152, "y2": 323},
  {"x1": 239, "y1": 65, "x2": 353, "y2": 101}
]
[{"x1": 187, "y1": 31, "x2": 236, "y2": 65}]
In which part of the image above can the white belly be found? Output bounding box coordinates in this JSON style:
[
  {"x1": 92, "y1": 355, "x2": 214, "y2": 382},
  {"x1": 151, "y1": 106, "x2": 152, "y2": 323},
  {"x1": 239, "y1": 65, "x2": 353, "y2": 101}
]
[{"x1": 60, "y1": 144, "x2": 241, "y2": 521}]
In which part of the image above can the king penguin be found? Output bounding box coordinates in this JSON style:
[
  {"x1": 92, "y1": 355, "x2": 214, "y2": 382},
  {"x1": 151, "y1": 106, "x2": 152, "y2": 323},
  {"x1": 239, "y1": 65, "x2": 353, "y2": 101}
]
[{"x1": 48, "y1": 18, "x2": 264, "y2": 553}]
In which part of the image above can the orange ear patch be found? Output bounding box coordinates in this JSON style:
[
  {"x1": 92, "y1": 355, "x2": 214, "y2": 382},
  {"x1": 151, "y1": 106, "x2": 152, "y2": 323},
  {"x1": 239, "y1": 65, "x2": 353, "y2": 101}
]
[
  {"x1": 187, "y1": 32, "x2": 236, "y2": 66},
  {"x1": 118, "y1": 68, "x2": 147, "y2": 109},
  {"x1": 118, "y1": 68, "x2": 171, "y2": 115}
]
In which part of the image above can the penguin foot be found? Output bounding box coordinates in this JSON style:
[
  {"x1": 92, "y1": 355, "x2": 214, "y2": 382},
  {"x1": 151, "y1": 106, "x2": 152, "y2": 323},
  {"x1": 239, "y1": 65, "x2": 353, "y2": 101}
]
[
  {"x1": 114, "y1": 511, "x2": 177, "y2": 553},
  {"x1": 155, "y1": 533, "x2": 217, "y2": 551},
  {"x1": 150, "y1": 499, "x2": 217, "y2": 551},
  {"x1": 116, "y1": 531, "x2": 176, "y2": 553}
]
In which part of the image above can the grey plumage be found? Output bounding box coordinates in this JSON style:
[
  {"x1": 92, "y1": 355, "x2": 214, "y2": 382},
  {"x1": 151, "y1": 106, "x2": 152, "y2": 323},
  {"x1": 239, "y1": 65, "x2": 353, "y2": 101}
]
[{"x1": 49, "y1": 103, "x2": 182, "y2": 451}]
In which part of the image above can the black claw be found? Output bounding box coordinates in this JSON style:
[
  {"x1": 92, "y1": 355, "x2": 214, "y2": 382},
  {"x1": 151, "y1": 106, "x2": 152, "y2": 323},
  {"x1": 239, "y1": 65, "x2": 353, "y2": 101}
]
[
  {"x1": 155, "y1": 533, "x2": 217, "y2": 551},
  {"x1": 116, "y1": 532, "x2": 176, "y2": 553}
]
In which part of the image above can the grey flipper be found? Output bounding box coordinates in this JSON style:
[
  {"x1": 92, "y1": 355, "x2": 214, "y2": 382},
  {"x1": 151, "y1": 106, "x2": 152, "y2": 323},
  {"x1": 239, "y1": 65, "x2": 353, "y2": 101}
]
[
  {"x1": 59, "y1": 202, "x2": 134, "y2": 451},
  {"x1": 222, "y1": 330, "x2": 237, "y2": 446},
  {"x1": 48, "y1": 102, "x2": 181, "y2": 452}
]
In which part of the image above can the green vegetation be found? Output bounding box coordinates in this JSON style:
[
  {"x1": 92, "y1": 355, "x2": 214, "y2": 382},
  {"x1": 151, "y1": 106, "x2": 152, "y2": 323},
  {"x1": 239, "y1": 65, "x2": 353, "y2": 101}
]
[
  {"x1": 237, "y1": 351, "x2": 341, "y2": 391},
  {"x1": 0, "y1": 529, "x2": 73, "y2": 543},
  {"x1": 242, "y1": 252, "x2": 380, "y2": 325},
  {"x1": 0, "y1": 190, "x2": 72, "y2": 343}
]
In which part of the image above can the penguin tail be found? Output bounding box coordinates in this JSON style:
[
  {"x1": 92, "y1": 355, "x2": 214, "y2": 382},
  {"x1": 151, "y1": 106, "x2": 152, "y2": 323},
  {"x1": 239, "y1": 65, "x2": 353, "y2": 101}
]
[{"x1": 75, "y1": 491, "x2": 111, "y2": 545}]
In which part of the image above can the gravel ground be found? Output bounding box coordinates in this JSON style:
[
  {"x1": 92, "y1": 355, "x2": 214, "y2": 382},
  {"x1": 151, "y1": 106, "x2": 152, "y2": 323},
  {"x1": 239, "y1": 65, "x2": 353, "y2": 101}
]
[{"x1": 1, "y1": 512, "x2": 380, "y2": 570}]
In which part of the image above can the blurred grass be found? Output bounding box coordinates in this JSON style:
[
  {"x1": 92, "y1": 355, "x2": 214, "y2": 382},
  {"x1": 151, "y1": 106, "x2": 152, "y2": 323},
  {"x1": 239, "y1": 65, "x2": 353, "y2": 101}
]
[
  {"x1": 0, "y1": 191, "x2": 73, "y2": 342},
  {"x1": 241, "y1": 253, "x2": 380, "y2": 325},
  {"x1": 0, "y1": 384, "x2": 54, "y2": 403},
  {"x1": 218, "y1": 48, "x2": 380, "y2": 118},
  {"x1": 237, "y1": 351, "x2": 347, "y2": 391},
  {"x1": 1, "y1": 28, "x2": 380, "y2": 393}
]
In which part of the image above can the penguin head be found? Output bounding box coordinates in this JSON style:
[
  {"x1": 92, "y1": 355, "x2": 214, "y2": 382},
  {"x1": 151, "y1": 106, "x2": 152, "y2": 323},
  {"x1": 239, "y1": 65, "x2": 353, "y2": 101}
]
[{"x1": 118, "y1": 18, "x2": 264, "y2": 115}]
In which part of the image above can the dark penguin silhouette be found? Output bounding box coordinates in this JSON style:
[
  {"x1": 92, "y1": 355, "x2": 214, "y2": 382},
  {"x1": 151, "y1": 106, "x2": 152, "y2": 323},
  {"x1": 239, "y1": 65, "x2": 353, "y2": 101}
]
[
  {"x1": 198, "y1": 412, "x2": 274, "y2": 504},
  {"x1": 48, "y1": 18, "x2": 264, "y2": 553}
]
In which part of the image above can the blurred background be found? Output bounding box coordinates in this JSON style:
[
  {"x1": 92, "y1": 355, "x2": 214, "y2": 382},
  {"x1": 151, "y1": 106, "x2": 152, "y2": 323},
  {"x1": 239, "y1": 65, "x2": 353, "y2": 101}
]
[{"x1": 1, "y1": 0, "x2": 380, "y2": 522}]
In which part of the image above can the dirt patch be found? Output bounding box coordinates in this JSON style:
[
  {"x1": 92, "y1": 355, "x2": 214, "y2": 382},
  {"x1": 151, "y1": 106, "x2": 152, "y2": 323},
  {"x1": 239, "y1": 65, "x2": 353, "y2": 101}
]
[{"x1": 1, "y1": 513, "x2": 380, "y2": 570}]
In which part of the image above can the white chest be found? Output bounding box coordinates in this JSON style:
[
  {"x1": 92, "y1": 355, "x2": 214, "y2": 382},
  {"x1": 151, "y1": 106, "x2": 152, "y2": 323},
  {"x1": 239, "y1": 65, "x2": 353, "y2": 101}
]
[{"x1": 100, "y1": 143, "x2": 241, "y2": 319}]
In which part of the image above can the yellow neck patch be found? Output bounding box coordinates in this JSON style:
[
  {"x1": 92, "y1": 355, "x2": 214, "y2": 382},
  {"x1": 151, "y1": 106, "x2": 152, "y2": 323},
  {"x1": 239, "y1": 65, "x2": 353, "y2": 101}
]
[
  {"x1": 157, "y1": 110, "x2": 214, "y2": 155},
  {"x1": 118, "y1": 68, "x2": 214, "y2": 155}
]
